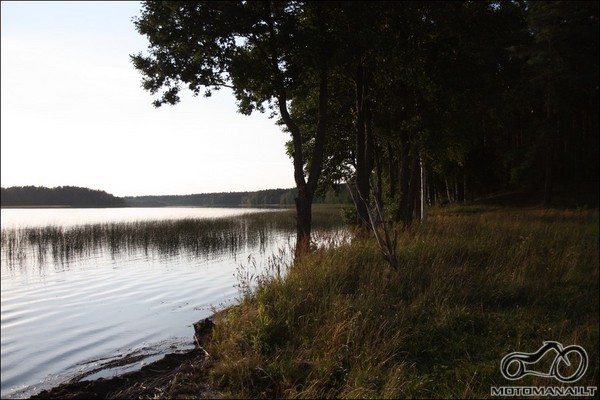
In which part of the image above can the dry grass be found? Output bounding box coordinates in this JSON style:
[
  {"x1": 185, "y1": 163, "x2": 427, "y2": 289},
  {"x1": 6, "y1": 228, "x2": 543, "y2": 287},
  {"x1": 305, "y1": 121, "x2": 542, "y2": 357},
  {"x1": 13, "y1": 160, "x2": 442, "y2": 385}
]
[{"x1": 205, "y1": 206, "x2": 599, "y2": 398}]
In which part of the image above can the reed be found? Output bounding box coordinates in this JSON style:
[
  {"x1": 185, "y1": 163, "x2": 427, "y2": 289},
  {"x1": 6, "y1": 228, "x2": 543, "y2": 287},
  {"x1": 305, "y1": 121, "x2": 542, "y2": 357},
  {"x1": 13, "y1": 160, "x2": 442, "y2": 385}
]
[{"x1": 0, "y1": 207, "x2": 346, "y2": 268}]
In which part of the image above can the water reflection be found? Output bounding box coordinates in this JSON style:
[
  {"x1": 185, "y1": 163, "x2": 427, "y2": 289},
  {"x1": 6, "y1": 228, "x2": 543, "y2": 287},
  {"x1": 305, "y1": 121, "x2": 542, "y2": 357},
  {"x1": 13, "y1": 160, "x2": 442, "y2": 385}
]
[
  {"x1": 1, "y1": 213, "x2": 295, "y2": 271},
  {"x1": 0, "y1": 207, "x2": 347, "y2": 399}
]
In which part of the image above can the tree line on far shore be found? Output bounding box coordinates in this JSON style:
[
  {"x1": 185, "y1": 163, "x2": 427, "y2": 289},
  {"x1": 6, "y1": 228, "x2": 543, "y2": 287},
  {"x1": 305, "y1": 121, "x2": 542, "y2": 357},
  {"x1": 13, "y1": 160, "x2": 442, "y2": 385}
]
[
  {"x1": 0, "y1": 185, "x2": 352, "y2": 207},
  {"x1": 0, "y1": 186, "x2": 126, "y2": 207},
  {"x1": 123, "y1": 186, "x2": 351, "y2": 207}
]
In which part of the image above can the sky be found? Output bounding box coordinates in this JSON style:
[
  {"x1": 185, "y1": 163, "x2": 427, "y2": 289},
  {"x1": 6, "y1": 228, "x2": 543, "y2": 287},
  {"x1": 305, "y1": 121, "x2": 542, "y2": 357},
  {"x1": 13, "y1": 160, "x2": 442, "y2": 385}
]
[{"x1": 0, "y1": 1, "x2": 295, "y2": 197}]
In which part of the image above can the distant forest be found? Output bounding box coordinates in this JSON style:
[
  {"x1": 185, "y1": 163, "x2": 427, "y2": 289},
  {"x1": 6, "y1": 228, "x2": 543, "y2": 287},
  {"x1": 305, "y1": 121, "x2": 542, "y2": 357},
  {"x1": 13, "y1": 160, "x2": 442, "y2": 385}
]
[
  {"x1": 0, "y1": 185, "x2": 352, "y2": 207},
  {"x1": 1, "y1": 186, "x2": 126, "y2": 207},
  {"x1": 123, "y1": 186, "x2": 352, "y2": 207}
]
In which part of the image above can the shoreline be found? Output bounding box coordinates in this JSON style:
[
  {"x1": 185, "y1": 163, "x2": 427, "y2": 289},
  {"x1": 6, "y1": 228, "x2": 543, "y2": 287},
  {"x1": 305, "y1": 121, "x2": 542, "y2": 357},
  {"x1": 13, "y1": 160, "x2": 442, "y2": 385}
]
[
  {"x1": 18, "y1": 206, "x2": 599, "y2": 398},
  {"x1": 29, "y1": 350, "x2": 207, "y2": 399},
  {"x1": 27, "y1": 319, "x2": 222, "y2": 400}
]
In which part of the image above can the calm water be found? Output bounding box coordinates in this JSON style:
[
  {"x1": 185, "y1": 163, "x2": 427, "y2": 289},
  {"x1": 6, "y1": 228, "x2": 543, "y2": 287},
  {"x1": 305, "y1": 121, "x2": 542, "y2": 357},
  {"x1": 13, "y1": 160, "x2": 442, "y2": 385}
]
[{"x1": 0, "y1": 207, "x2": 294, "y2": 399}]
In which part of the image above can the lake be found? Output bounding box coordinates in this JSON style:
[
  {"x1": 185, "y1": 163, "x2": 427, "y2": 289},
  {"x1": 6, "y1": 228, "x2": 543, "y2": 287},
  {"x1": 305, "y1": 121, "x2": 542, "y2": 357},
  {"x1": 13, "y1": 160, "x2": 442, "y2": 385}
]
[{"x1": 1, "y1": 207, "x2": 329, "y2": 399}]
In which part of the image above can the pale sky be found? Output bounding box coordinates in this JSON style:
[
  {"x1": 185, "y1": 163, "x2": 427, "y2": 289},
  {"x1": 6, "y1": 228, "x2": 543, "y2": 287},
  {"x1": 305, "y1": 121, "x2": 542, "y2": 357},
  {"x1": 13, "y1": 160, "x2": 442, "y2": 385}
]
[{"x1": 0, "y1": 1, "x2": 295, "y2": 197}]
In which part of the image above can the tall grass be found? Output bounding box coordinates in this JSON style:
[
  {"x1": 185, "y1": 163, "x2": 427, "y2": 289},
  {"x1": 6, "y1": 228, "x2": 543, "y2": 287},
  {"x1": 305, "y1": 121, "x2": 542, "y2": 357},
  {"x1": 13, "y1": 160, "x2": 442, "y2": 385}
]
[
  {"x1": 0, "y1": 208, "x2": 347, "y2": 268},
  {"x1": 205, "y1": 206, "x2": 599, "y2": 398}
]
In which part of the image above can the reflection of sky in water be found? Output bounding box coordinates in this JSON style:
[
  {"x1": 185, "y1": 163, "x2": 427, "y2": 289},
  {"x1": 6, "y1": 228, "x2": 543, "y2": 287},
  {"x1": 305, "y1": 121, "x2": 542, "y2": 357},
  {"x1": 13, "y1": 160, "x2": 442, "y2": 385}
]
[
  {"x1": 0, "y1": 208, "x2": 295, "y2": 399},
  {"x1": 0, "y1": 207, "x2": 285, "y2": 229}
]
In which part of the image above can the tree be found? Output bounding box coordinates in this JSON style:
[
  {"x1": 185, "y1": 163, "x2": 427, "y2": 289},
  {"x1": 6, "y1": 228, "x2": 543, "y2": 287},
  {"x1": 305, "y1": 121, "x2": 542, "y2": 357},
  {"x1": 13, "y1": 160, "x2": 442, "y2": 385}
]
[
  {"x1": 518, "y1": 1, "x2": 599, "y2": 204},
  {"x1": 131, "y1": 1, "x2": 337, "y2": 253},
  {"x1": 0, "y1": 186, "x2": 125, "y2": 207}
]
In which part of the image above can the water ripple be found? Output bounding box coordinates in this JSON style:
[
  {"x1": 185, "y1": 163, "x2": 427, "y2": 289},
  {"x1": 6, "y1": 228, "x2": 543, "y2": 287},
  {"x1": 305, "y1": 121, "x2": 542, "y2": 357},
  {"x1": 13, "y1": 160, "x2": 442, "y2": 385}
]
[{"x1": 0, "y1": 208, "x2": 329, "y2": 399}]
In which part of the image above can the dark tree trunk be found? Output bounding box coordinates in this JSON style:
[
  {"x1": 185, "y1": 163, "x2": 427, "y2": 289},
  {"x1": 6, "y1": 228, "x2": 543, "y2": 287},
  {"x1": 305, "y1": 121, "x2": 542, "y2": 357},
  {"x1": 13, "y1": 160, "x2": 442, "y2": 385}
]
[
  {"x1": 406, "y1": 155, "x2": 420, "y2": 226},
  {"x1": 295, "y1": 185, "x2": 312, "y2": 253},
  {"x1": 276, "y1": 68, "x2": 327, "y2": 254},
  {"x1": 397, "y1": 130, "x2": 410, "y2": 223},
  {"x1": 413, "y1": 156, "x2": 422, "y2": 221},
  {"x1": 268, "y1": 3, "x2": 328, "y2": 255},
  {"x1": 374, "y1": 140, "x2": 384, "y2": 219},
  {"x1": 542, "y1": 97, "x2": 555, "y2": 207},
  {"x1": 354, "y1": 63, "x2": 373, "y2": 230},
  {"x1": 463, "y1": 169, "x2": 467, "y2": 204},
  {"x1": 395, "y1": 127, "x2": 420, "y2": 227},
  {"x1": 278, "y1": 102, "x2": 313, "y2": 253},
  {"x1": 543, "y1": 141, "x2": 553, "y2": 206},
  {"x1": 420, "y1": 156, "x2": 427, "y2": 222},
  {"x1": 387, "y1": 140, "x2": 397, "y2": 199},
  {"x1": 302, "y1": 62, "x2": 328, "y2": 253}
]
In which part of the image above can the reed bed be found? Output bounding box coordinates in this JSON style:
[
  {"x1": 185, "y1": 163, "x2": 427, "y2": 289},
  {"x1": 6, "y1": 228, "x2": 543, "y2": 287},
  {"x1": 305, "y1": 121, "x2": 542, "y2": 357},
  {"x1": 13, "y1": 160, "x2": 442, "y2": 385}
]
[{"x1": 0, "y1": 208, "x2": 346, "y2": 268}]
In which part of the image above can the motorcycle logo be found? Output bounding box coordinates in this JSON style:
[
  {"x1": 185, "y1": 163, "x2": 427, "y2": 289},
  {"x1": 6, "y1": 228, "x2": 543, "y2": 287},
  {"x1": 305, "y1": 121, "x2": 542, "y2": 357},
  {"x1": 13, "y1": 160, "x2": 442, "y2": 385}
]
[{"x1": 501, "y1": 341, "x2": 588, "y2": 383}]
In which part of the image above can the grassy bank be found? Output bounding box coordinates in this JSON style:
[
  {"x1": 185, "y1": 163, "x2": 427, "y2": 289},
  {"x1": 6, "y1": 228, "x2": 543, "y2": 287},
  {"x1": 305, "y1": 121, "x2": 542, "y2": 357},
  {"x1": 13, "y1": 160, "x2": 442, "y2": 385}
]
[{"x1": 202, "y1": 206, "x2": 598, "y2": 398}]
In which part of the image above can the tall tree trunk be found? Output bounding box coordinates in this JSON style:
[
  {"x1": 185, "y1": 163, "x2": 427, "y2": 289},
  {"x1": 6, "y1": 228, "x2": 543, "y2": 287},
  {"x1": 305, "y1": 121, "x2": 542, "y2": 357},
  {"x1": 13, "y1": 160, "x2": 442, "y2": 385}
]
[
  {"x1": 414, "y1": 160, "x2": 422, "y2": 221},
  {"x1": 454, "y1": 178, "x2": 459, "y2": 203},
  {"x1": 269, "y1": 3, "x2": 328, "y2": 254},
  {"x1": 303, "y1": 63, "x2": 329, "y2": 253},
  {"x1": 445, "y1": 177, "x2": 452, "y2": 204},
  {"x1": 387, "y1": 140, "x2": 397, "y2": 198},
  {"x1": 542, "y1": 97, "x2": 554, "y2": 207},
  {"x1": 276, "y1": 66, "x2": 327, "y2": 254},
  {"x1": 420, "y1": 155, "x2": 427, "y2": 223},
  {"x1": 404, "y1": 155, "x2": 420, "y2": 226},
  {"x1": 397, "y1": 130, "x2": 411, "y2": 223},
  {"x1": 543, "y1": 140, "x2": 553, "y2": 206},
  {"x1": 463, "y1": 169, "x2": 467, "y2": 205},
  {"x1": 354, "y1": 62, "x2": 373, "y2": 229},
  {"x1": 278, "y1": 102, "x2": 313, "y2": 253},
  {"x1": 295, "y1": 185, "x2": 312, "y2": 253},
  {"x1": 374, "y1": 140, "x2": 384, "y2": 222}
]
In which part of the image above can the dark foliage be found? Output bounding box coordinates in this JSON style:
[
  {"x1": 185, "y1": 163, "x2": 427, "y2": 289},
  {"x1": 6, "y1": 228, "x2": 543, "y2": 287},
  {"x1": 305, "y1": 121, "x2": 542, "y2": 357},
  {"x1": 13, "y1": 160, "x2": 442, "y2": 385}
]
[
  {"x1": 129, "y1": 0, "x2": 598, "y2": 238},
  {"x1": 0, "y1": 186, "x2": 125, "y2": 207}
]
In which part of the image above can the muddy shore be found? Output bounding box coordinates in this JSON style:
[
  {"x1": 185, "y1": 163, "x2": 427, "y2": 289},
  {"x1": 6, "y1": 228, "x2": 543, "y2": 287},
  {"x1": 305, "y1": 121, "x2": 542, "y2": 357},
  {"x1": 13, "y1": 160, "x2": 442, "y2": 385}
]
[{"x1": 28, "y1": 319, "x2": 222, "y2": 399}]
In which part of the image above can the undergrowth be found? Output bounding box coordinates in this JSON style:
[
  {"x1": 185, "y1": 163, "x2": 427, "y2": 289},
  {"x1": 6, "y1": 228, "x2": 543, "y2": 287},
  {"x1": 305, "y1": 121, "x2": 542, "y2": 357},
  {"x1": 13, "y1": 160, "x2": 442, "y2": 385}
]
[{"x1": 206, "y1": 206, "x2": 599, "y2": 398}]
